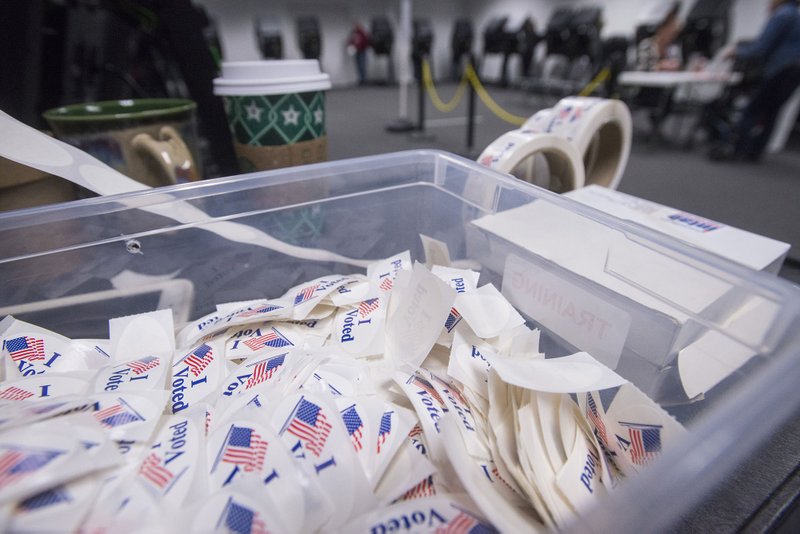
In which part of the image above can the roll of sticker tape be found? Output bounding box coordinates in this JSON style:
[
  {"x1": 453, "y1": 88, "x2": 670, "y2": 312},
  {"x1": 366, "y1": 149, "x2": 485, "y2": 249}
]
[
  {"x1": 477, "y1": 130, "x2": 585, "y2": 193},
  {"x1": 521, "y1": 108, "x2": 555, "y2": 134},
  {"x1": 543, "y1": 97, "x2": 632, "y2": 190}
]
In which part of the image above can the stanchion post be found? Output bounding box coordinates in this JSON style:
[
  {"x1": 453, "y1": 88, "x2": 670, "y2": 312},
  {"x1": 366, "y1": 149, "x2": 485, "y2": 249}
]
[
  {"x1": 416, "y1": 54, "x2": 426, "y2": 131},
  {"x1": 408, "y1": 54, "x2": 435, "y2": 141},
  {"x1": 466, "y1": 54, "x2": 477, "y2": 153}
]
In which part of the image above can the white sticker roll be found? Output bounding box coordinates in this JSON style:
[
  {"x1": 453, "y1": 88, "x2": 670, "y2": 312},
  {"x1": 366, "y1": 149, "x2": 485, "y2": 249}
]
[
  {"x1": 521, "y1": 108, "x2": 555, "y2": 134},
  {"x1": 477, "y1": 130, "x2": 585, "y2": 193},
  {"x1": 544, "y1": 97, "x2": 632, "y2": 190}
]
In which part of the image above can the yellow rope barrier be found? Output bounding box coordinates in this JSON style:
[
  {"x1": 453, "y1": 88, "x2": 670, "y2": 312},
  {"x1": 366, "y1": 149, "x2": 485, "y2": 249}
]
[
  {"x1": 422, "y1": 59, "x2": 468, "y2": 113},
  {"x1": 421, "y1": 60, "x2": 610, "y2": 127},
  {"x1": 464, "y1": 64, "x2": 528, "y2": 126},
  {"x1": 578, "y1": 67, "x2": 610, "y2": 97}
]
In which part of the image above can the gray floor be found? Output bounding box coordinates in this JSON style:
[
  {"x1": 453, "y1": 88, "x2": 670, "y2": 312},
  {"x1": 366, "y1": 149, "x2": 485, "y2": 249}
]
[{"x1": 326, "y1": 83, "x2": 800, "y2": 284}]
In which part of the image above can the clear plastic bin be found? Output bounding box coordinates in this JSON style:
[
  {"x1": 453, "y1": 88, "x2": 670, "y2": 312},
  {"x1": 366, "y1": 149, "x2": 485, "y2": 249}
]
[{"x1": 1, "y1": 150, "x2": 798, "y2": 531}]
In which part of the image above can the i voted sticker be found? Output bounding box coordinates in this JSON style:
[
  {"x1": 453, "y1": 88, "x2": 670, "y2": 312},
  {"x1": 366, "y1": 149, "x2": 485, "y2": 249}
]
[
  {"x1": 225, "y1": 325, "x2": 297, "y2": 360},
  {"x1": 93, "y1": 355, "x2": 167, "y2": 393},
  {"x1": 333, "y1": 297, "x2": 386, "y2": 358},
  {"x1": 207, "y1": 418, "x2": 305, "y2": 533},
  {"x1": 170, "y1": 340, "x2": 226, "y2": 414},
  {"x1": 136, "y1": 415, "x2": 202, "y2": 507}
]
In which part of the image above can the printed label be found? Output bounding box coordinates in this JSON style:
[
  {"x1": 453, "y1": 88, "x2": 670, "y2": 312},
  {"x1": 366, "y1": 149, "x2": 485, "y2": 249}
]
[{"x1": 502, "y1": 254, "x2": 631, "y2": 369}]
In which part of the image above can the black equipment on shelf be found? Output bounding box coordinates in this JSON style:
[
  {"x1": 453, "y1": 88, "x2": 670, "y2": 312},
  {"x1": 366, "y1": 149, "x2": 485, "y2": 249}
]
[
  {"x1": 516, "y1": 17, "x2": 539, "y2": 78},
  {"x1": 450, "y1": 18, "x2": 473, "y2": 80},
  {"x1": 451, "y1": 18, "x2": 473, "y2": 62},
  {"x1": 296, "y1": 16, "x2": 321, "y2": 60},
  {"x1": 369, "y1": 16, "x2": 394, "y2": 84},
  {"x1": 412, "y1": 18, "x2": 433, "y2": 57},
  {"x1": 412, "y1": 18, "x2": 434, "y2": 81},
  {"x1": 370, "y1": 16, "x2": 394, "y2": 56},
  {"x1": 545, "y1": 7, "x2": 574, "y2": 58},
  {"x1": 256, "y1": 18, "x2": 283, "y2": 59},
  {"x1": 571, "y1": 6, "x2": 603, "y2": 63},
  {"x1": 482, "y1": 16, "x2": 514, "y2": 55},
  {"x1": 482, "y1": 16, "x2": 516, "y2": 86}
]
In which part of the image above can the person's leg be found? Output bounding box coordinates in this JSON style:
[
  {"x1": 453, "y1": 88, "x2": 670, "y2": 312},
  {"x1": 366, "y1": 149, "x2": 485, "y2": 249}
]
[
  {"x1": 746, "y1": 65, "x2": 800, "y2": 159},
  {"x1": 356, "y1": 51, "x2": 366, "y2": 84},
  {"x1": 735, "y1": 64, "x2": 800, "y2": 160}
]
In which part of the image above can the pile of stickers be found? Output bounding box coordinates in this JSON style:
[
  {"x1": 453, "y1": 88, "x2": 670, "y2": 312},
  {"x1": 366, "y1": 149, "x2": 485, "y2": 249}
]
[{"x1": 0, "y1": 252, "x2": 684, "y2": 533}]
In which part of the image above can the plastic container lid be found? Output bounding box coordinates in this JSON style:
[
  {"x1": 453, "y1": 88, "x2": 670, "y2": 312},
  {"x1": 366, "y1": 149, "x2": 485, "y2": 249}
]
[{"x1": 213, "y1": 60, "x2": 332, "y2": 96}]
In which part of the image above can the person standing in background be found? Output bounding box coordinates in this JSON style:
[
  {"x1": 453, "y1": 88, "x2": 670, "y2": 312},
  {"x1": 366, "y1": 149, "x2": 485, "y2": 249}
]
[
  {"x1": 348, "y1": 22, "x2": 370, "y2": 85},
  {"x1": 709, "y1": 0, "x2": 800, "y2": 162}
]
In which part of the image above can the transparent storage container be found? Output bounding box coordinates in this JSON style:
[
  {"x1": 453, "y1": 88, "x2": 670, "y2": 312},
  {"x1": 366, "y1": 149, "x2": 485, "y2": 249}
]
[{"x1": 1, "y1": 150, "x2": 798, "y2": 532}]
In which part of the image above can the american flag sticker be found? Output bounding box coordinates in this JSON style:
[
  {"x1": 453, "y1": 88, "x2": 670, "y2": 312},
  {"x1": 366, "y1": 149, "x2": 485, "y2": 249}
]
[
  {"x1": 444, "y1": 308, "x2": 462, "y2": 333},
  {"x1": 0, "y1": 448, "x2": 64, "y2": 490},
  {"x1": 435, "y1": 510, "x2": 490, "y2": 534},
  {"x1": 125, "y1": 356, "x2": 160, "y2": 375},
  {"x1": 377, "y1": 411, "x2": 393, "y2": 453},
  {"x1": 408, "y1": 424, "x2": 424, "y2": 439},
  {"x1": 0, "y1": 386, "x2": 35, "y2": 401},
  {"x1": 378, "y1": 277, "x2": 394, "y2": 292},
  {"x1": 138, "y1": 452, "x2": 175, "y2": 490},
  {"x1": 244, "y1": 354, "x2": 286, "y2": 389},
  {"x1": 435, "y1": 375, "x2": 468, "y2": 407},
  {"x1": 179, "y1": 344, "x2": 214, "y2": 377},
  {"x1": 620, "y1": 422, "x2": 662, "y2": 466},
  {"x1": 218, "y1": 496, "x2": 268, "y2": 534},
  {"x1": 243, "y1": 328, "x2": 293, "y2": 352},
  {"x1": 358, "y1": 298, "x2": 380, "y2": 319},
  {"x1": 19, "y1": 486, "x2": 70, "y2": 511},
  {"x1": 236, "y1": 304, "x2": 283, "y2": 319},
  {"x1": 281, "y1": 397, "x2": 332, "y2": 458},
  {"x1": 341, "y1": 405, "x2": 364, "y2": 452},
  {"x1": 294, "y1": 284, "x2": 320, "y2": 305},
  {"x1": 93, "y1": 398, "x2": 144, "y2": 428},
  {"x1": 586, "y1": 393, "x2": 609, "y2": 450},
  {"x1": 409, "y1": 375, "x2": 446, "y2": 406},
  {"x1": 398, "y1": 475, "x2": 436, "y2": 501},
  {"x1": 3, "y1": 336, "x2": 46, "y2": 362},
  {"x1": 215, "y1": 425, "x2": 269, "y2": 473}
]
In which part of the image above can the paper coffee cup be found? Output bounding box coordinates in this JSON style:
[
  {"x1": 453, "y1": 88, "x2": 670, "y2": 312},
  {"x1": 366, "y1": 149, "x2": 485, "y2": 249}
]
[{"x1": 214, "y1": 60, "x2": 332, "y2": 173}]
